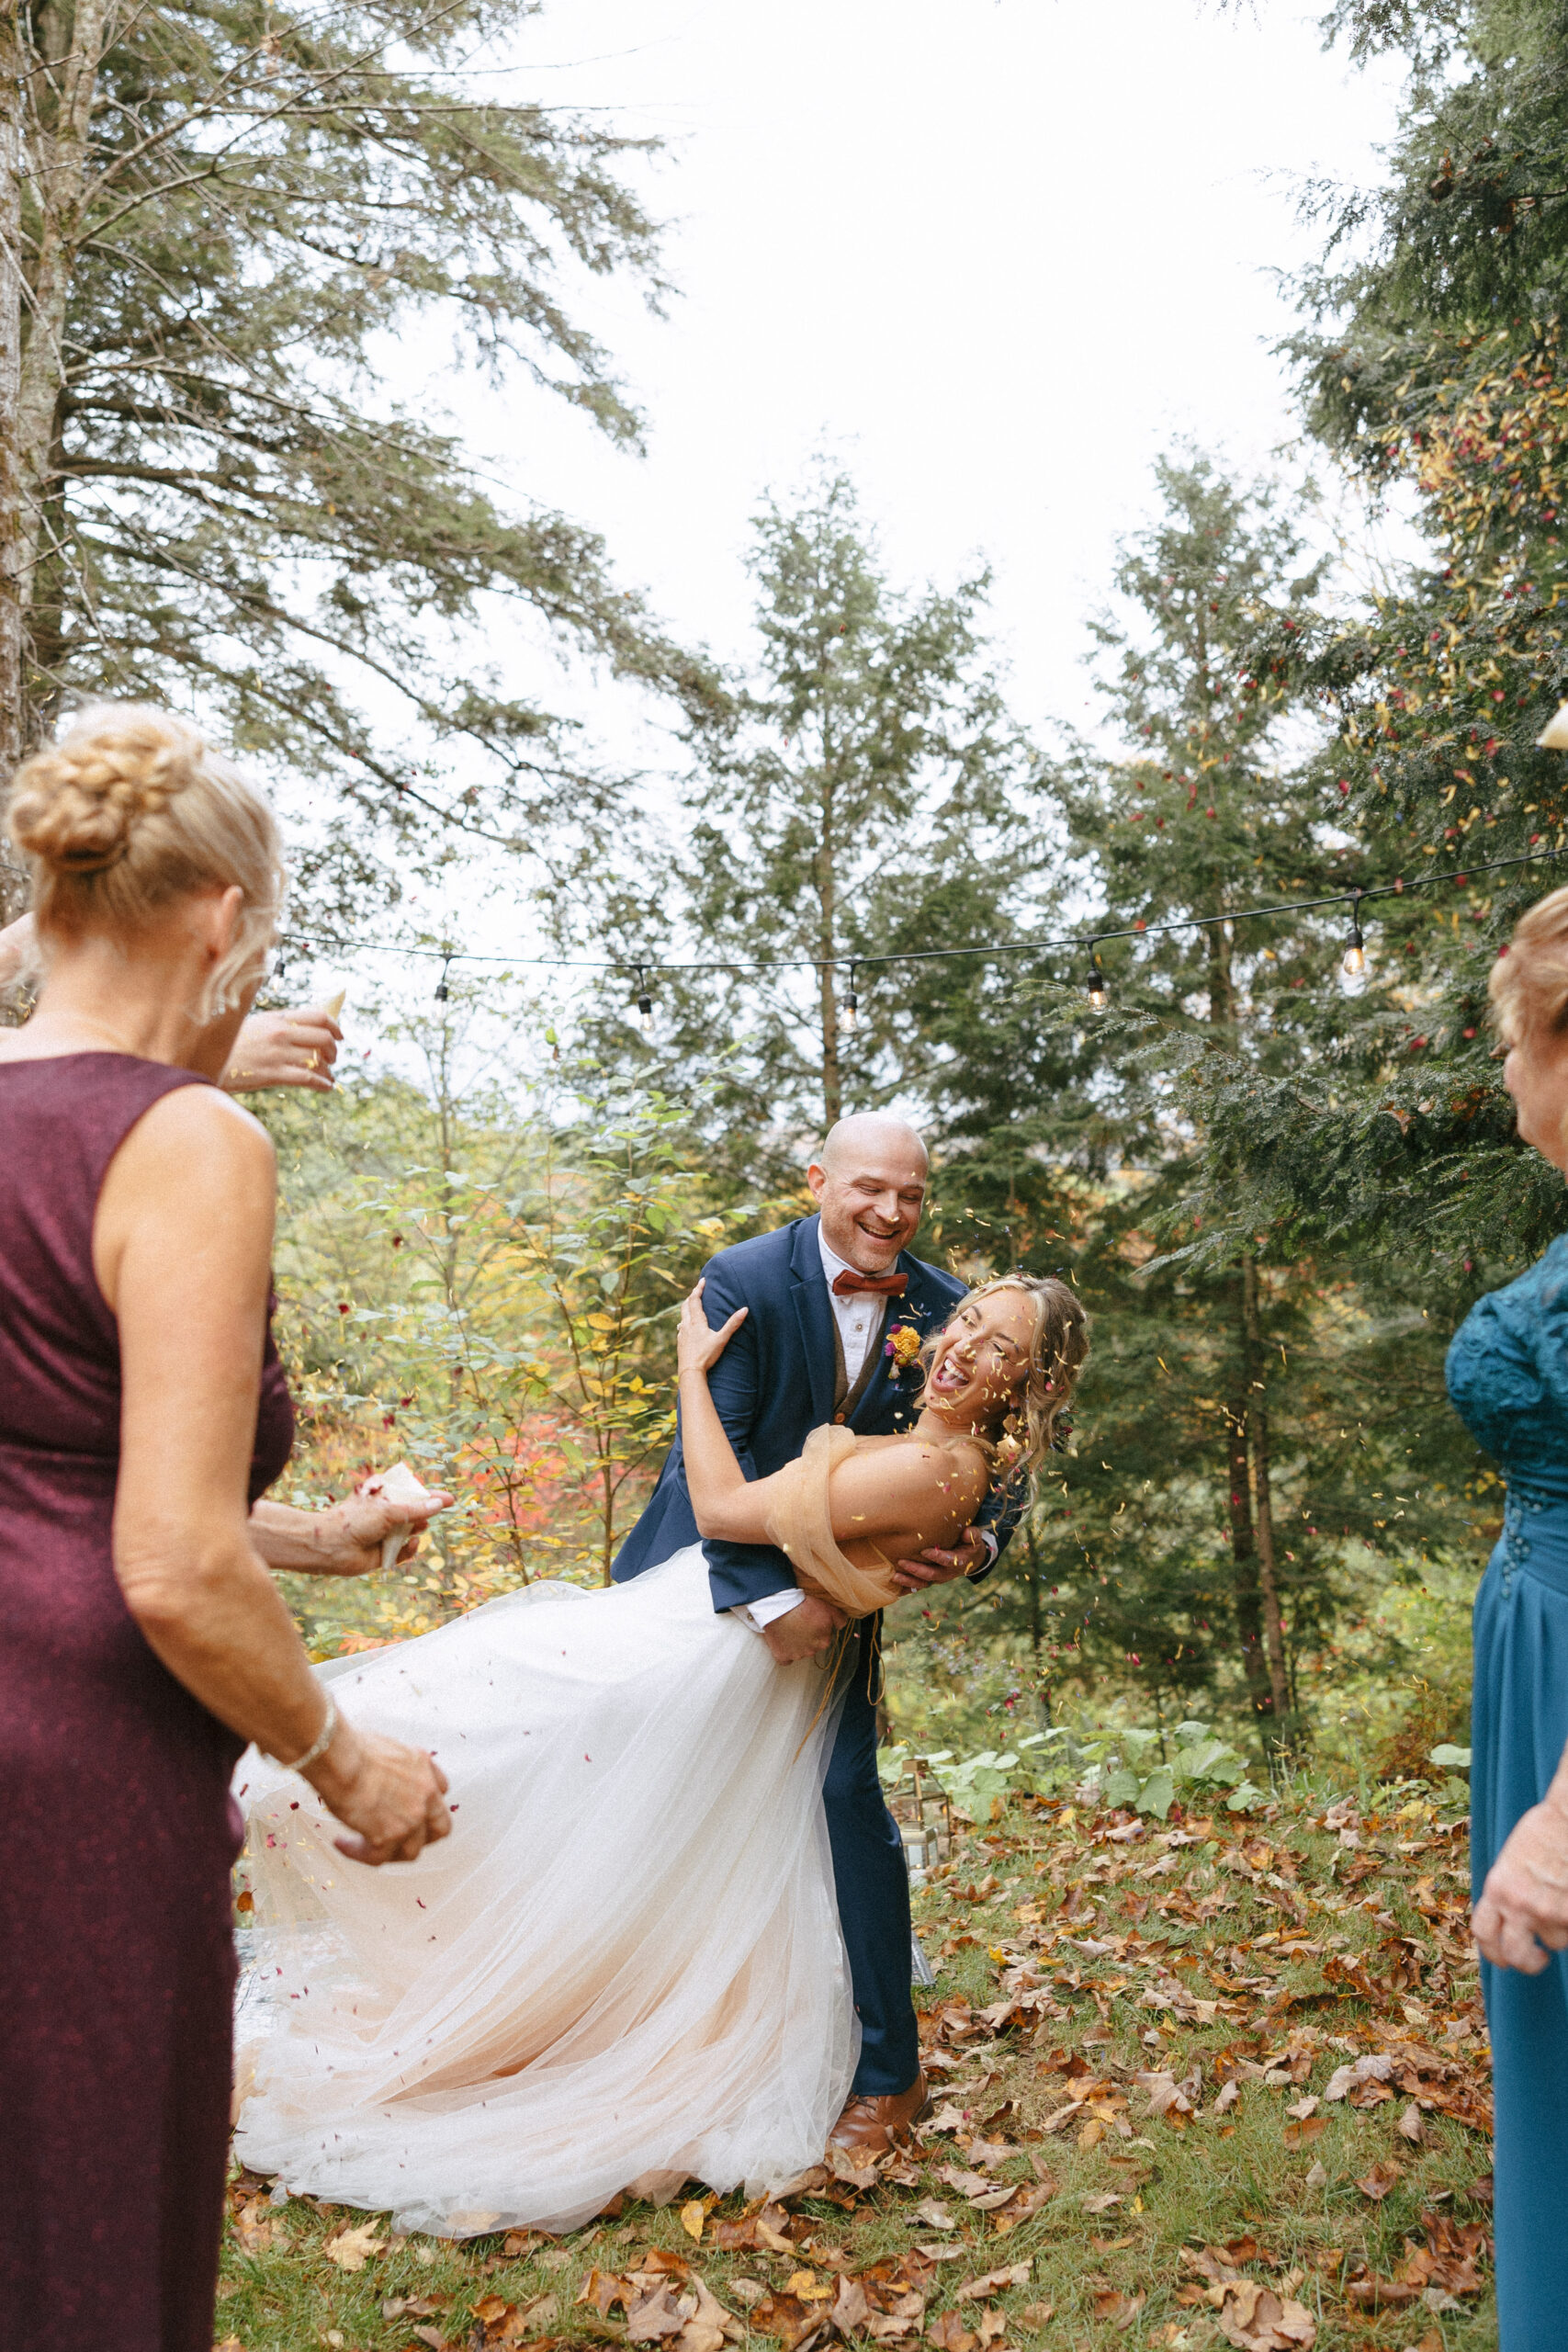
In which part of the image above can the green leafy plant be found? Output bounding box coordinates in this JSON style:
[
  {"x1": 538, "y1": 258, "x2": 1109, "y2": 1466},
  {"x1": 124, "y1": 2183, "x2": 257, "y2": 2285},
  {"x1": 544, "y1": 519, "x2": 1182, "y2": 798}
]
[{"x1": 878, "y1": 1720, "x2": 1264, "y2": 1824}]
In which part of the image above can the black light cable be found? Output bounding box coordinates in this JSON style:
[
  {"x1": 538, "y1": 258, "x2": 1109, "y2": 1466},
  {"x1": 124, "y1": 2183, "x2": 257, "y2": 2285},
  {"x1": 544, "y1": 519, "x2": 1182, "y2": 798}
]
[{"x1": 276, "y1": 841, "x2": 1568, "y2": 987}]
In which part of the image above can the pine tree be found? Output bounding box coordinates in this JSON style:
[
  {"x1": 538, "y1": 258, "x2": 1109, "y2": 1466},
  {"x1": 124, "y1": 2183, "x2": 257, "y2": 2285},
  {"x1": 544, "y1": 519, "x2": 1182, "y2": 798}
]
[
  {"x1": 1199, "y1": 0, "x2": 1568, "y2": 1279},
  {"x1": 583, "y1": 469, "x2": 1035, "y2": 1178},
  {"x1": 948, "y1": 453, "x2": 1464, "y2": 1747},
  {"x1": 0, "y1": 0, "x2": 722, "y2": 925}
]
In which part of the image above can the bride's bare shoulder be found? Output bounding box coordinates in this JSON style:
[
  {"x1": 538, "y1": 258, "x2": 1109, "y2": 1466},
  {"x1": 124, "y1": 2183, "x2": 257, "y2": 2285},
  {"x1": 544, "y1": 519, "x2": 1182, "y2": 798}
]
[{"x1": 826, "y1": 1430, "x2": 990, "y2": 1533}]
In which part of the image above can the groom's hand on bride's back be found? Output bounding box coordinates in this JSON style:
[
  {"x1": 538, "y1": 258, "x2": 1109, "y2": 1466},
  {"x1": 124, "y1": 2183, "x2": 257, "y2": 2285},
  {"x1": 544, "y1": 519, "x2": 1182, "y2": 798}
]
[
  {"x1": 761, "y1": 1594, "x2": 846, "y2": 1664},
  {"x1": 891, "y1": 1529, "x2": 989, "y2": 1592}
]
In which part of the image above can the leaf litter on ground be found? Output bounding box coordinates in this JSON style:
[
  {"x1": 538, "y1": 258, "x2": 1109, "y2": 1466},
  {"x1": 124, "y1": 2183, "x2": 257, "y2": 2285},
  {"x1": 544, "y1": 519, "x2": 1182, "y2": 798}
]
[{"x1": 216, "y1": 1780, "x2": 1498, "y2": 2350}]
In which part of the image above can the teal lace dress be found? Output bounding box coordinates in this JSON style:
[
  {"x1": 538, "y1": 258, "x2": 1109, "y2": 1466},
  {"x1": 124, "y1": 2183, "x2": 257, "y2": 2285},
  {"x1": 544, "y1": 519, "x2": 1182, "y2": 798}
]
[{"x1": 1448, "y1": 1231, "x2": 1568, "y2": 2352}]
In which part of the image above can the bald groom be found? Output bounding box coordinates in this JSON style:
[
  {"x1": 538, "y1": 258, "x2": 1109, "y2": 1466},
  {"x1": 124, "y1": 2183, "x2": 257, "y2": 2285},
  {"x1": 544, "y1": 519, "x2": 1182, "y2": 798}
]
[{"x1": 613, "y1": 1116, "x2": 1014, "y2": 2151}]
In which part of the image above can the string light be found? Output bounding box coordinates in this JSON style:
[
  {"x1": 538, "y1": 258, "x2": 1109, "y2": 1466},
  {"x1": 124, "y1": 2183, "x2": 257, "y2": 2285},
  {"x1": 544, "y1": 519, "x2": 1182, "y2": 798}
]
[
  {"x1": 1342, "y1": 893, "x2": 1366, "y2": 978},
  {"x1": 633, "y1": 965, "x2": 654, "y2": 1035},
  {"x1": 1087, "y1": 944, "x2": 1109, "y2": 1012},
  {"x1": 842, "y1": 963, "x2": 859, "y2": 1033},
  {"x1": 434, "y1": 952, "x2": 451, "y2": 1002},
  {"x1": 276, "y1": 841, "x2": 1568, "y2": 988}
]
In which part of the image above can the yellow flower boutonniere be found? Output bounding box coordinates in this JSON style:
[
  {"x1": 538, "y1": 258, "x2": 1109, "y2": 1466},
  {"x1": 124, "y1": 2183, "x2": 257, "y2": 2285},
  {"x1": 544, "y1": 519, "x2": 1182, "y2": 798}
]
[{"x1": 885, "y1": 1322, "x2": 923, "y2": 1374}]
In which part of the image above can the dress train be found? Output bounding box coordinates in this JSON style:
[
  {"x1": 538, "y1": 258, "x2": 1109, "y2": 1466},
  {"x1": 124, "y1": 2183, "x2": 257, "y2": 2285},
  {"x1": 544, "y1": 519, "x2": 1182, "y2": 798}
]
[{"x1": 232, "y1": 1545, "x2": 857, "y2": 2236}]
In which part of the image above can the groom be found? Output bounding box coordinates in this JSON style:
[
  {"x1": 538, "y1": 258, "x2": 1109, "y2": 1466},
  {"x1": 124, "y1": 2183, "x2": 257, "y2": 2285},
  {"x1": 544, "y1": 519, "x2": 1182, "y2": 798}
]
[{"x1": 614, "y1": 1114, "x2": 1015, "y2": 2150}]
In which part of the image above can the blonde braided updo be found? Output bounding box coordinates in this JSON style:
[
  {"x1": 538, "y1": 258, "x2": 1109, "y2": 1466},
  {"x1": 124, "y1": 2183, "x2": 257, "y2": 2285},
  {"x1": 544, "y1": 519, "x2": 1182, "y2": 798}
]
[{"x1": 6, "y1": 705, "x2": 284, "y2": 1014}]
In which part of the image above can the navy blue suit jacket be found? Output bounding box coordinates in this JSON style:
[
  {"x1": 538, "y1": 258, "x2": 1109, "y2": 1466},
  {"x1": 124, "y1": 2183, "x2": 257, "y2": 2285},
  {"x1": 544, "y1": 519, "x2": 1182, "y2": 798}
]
[{"x1": 612, "y1": 1214, "x2": 1018, "y2": 1612}]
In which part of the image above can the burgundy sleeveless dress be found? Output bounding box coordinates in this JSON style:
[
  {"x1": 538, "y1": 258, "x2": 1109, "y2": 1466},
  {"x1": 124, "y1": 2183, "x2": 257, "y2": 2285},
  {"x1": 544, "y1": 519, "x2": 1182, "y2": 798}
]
[{"x1": 0, "y1": 1055, "x2": 295, "y2": 2352}]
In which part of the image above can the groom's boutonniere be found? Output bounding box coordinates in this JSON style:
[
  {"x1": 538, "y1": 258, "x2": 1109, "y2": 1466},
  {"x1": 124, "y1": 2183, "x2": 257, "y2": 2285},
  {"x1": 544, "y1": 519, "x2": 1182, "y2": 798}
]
[{"x1": 884, "y1": 1321, "x2": 923, "y2": 1376}]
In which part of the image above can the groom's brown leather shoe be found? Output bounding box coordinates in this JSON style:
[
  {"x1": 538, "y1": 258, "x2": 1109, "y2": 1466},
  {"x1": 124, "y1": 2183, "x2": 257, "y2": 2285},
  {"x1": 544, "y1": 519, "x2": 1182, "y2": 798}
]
[{"x1": 828, "y1": 2069, "x2": 930, "y2": 2154}]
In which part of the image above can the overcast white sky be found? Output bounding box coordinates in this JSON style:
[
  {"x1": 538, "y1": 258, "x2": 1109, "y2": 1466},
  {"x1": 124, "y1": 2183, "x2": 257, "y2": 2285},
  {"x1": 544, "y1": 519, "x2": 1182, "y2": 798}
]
[
  {"x1": 326, "y1": 0, "x2": 1414, "y2": 1001},
  {"x1": 481, "y1": 0, "x2": 1408, "y2": 729}
]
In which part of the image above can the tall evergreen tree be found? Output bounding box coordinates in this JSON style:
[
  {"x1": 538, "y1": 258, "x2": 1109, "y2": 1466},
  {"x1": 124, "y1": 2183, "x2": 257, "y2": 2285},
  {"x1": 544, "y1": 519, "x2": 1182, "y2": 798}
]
[
  {"x1": 0, "y1": 0, "x2": 722, "y2": 926},
  {"x1": 946, "y1": 454, "x2": 1462, "y2": 1746},
  {"x1": 1199, "y1": 0, "x2": 1568, "y2": 1279},
  {"x1": 590, "y1": 470, "x2": 1034, "y2": 1179}
]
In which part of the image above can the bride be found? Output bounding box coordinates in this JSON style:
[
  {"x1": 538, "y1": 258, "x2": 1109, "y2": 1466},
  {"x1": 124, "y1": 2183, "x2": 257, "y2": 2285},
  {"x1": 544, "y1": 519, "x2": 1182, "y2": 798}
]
[{"x1": 234, "y1": 1271, "x2": 1087, "y2": 2235}]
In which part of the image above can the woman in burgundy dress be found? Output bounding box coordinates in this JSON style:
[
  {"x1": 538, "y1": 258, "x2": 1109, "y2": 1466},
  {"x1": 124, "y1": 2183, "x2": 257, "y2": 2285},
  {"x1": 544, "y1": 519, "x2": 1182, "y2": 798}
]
[{"x1": 0, "y1": 705, "x2": 453, "y2": 2352}]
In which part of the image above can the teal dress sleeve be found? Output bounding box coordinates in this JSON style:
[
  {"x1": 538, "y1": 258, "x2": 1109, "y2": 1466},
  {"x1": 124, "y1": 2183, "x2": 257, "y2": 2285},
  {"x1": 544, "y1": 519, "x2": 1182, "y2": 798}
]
[{"x1": 1447, "y1": 1233, "x2": 1568, "y2": 1498}]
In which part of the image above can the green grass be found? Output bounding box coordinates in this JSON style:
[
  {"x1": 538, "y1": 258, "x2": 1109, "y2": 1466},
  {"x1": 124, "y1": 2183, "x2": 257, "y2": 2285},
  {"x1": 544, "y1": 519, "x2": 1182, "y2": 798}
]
[{"x1": 218, "y1": 1783, "x2": 1495, "y2": 2351}]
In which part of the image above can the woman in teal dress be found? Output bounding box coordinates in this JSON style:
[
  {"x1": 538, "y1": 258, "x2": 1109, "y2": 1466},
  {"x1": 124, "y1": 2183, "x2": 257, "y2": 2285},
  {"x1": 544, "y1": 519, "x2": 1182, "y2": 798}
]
[{"x1": 1450, "y1": 882, "x2": 1568, "y2": 2351}]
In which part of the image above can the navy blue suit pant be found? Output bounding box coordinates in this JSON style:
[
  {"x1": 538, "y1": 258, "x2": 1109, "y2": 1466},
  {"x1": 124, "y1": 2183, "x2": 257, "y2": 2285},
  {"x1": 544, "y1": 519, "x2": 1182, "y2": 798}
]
[{"x1": 826, "y1": 1631, "x2": 919, "y2": 2098}]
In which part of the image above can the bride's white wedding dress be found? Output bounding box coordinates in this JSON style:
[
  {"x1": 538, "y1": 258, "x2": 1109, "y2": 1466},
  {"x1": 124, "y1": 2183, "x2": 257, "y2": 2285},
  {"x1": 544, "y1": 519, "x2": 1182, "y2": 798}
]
[{"x1": 232, "y1": 1540, "x2": 856, "y2": 2237}]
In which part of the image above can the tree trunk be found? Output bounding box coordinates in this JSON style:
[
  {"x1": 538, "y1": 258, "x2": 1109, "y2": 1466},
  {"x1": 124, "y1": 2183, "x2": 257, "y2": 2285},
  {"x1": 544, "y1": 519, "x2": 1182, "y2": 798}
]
[
  {"x1": 818, "y1": 952, "x2": 840, "y2": 1127},
  {"x1": 816, "y1": 761, "x2": 840, "y2": 1127},
  {"x1": 1242, "y1": 1251, "x2": 1292, "y2": 1730},
  {"x1": 1225, "y1": 1374, "x2": 1272, "y2": 1723},
  {"x1": 13, "y1": 0, "x2": 107, "y2": 629},
  {"x1": 1025, "y1": 1517, "x2": 1041, "y2": 1658},
  {"x1": 1207, "y1": 931, "x2": 1273, "y2": 1717},
  {"x1": 0, "y1": 0, "x2": 25, "y2": 907}
]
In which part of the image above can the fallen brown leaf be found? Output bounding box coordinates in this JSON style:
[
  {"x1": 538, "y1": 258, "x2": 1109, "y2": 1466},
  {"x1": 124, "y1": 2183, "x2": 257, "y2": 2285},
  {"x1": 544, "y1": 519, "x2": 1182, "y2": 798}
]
[
  {"x1": 1093, "y1": 2289, "x2": 1145, "y2": 2331},
  {"x1": 924, "y1": 2314, "x2": 977, "y2": 2352},
  {"x1": 579, "y1": 2273, "x2": 632, "y2": 2316},
  {"x1": 913, "y1": 2201, "x2": 955, "y2": 2232},
  {"x1": 748, "y1": 2294, "x2": 825, "y2": 2351},
  {"x1": 953, "y1": 2262, "x2": 1030, "y2": 2304},
  {"x1": 627, "y1": 2288, "x2": 688, "y2": 2342},
  {"x1": 825, "y1": 2144, "x2": 880, "y2": 2192},
  {"x1": 1213, "y1": 2279, "x2": 1316, "y2": 2349},
  {"x1": 1344, "y1": 2275, "x2": 1422, "y2": 2312},
  {"x1": 1356, "y1": 2161, "x2": 1403, "y2": 2202},
  {"x1": 830, "y1": 2278, "x2": 871, "y2": 2334},
  {"x1": 322, "y1": 2222, "x2": 386, "y2": 2273}
]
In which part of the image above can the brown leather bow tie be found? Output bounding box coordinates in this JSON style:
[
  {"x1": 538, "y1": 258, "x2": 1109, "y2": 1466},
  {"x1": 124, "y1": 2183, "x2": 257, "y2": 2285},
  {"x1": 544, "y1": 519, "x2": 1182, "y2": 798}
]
[{"x1": 831, "y1": 1270, "x2": 908, "y2": 1297}]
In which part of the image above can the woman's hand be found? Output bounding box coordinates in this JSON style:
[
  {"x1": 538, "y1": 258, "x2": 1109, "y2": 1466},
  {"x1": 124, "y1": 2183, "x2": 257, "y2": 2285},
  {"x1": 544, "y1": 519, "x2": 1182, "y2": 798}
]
[
  {"x1": 319, "y1": 1486, "x2": 454, "y2": 1576},
  {"x1": 305, "y1": 1719, "x2": 453, "y2": 1866},
  {"x1": 1472, "y1": 1791, "x2": 1568, "y2": 1970},
  {"x1": 678, "y1": 1279, "x2": 747, "y2": 1378},
  {"x1": 246, "y1": 1487, "x2": 454, "y2": 1576},
  {"x1": 221, "y1": 1006, "x2": 343, "y2": 1093}
]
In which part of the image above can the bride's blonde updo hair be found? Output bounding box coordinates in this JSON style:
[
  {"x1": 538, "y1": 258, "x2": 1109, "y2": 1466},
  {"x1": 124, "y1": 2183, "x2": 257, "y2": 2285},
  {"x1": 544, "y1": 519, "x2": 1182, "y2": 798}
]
[
  {"x1": 923, "y1": 1272, "x2": 1089, "y2": 1489},
  {"x1": 6, "y1": 704, "x2": 284, "y2": 1014},
  {"x1": 1490, "y1": 882, "x2": 1568, "y2": 1046}
]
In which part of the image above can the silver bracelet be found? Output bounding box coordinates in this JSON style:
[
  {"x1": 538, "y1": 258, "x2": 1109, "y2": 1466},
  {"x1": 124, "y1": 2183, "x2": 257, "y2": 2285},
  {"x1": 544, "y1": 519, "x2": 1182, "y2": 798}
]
[{"x1": 276, "y1": 1695, "x2": 338, "y2": 1775}]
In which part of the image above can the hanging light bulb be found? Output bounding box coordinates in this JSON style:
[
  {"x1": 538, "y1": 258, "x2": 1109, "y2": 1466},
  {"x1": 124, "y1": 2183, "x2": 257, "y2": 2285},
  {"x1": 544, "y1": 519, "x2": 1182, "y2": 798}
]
[
  {"x1": 1086, "y1": 944, "x2": 1109, "y2": 1012},
  {"x1": 434, "y1": 954, "x2": 451, "y2": 1002},
  {"x1": 1342, "y1": 895, "x2": 1366, "y2": 978},
  {"x1": 841, "y1": 964, "x2": 859, "y2": 1033},
  {"x1": 634, "y1": 966, "x2": 654, "y2": 1035}
]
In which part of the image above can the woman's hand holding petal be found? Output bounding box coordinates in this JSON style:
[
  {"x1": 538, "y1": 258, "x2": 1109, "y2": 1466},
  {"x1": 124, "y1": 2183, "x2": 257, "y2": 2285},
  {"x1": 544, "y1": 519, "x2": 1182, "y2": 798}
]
[{"x1": 312, "y1": 1487, "x2": 455, "y2": 1576}]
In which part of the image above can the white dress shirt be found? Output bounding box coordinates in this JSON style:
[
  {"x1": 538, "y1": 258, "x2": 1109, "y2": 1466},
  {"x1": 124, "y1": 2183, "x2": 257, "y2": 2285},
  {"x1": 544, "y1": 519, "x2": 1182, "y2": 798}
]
[{"x1": 817, "y1": 1226, "x2": 888, "y2": 1387}]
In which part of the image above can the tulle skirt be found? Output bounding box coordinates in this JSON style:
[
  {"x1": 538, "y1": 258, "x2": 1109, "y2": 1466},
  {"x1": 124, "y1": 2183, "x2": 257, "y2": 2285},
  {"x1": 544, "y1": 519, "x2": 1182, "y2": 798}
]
[{"x1": 231, "y1": 1545, "x2": 857, "y2": 2236}]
